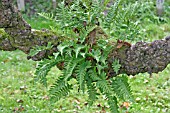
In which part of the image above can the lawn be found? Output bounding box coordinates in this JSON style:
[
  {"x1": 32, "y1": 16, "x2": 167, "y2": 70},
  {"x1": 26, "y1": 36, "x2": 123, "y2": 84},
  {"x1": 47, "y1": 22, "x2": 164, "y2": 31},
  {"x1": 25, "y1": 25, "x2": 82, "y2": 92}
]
[{"x1": 0, "y1": 16, "x2": 170, "y2": 113}]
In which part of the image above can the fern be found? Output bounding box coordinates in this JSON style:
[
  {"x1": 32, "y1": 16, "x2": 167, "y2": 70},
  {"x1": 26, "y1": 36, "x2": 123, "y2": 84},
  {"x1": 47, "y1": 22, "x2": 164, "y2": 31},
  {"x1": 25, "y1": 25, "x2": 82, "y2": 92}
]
[
  {"x1": 49, "y1": 76, "x2": 72, "y2": 102},
  {"x1": 96, "y1": 80, "x2": 112, "y2": 94},
  {"x1": 104, "y1": 0, "x2": 122, "y2": 28},
  {"x1": 38, "y1": 12, "x2": 55, "y2": 21},
  {"x1": 35, "y1": 58, "x2": 62, "y2": 86},
  {"x1": 76, "y1": 61, "x2": 91, "y2": 91},
  {"x1": 73, "y1": 45, "x2": 86, "y2": 58},
  {"x1": 64, "y1": 57, "x2": 83, "y2": 81},
  {"x1": 88, "y1": 69, "x2": 101, "y2": 81},
  {"x1": 33, "y1": 0, "x2": 144, "y2": 112},
  {"x1": 107, "y1": 95, "x2": 119, "y2": 113},
  {"x1": 79, "y1": 26, "x2": 98, "y2": 43},
  {"x1": 29, "y1": 42, "x2": 53, "y2": 57},
  {"x1": 112, "y1": 59, "x2": 121, "y2": 74},
  {"x1": 86, "y1": 77, "x2": 98, "y2": 106},
  {"x1": 57, "y1": 42, "x2": 71, "y2": 56},
  {"x1": 112, "y1": 75, "x2": 133, "y2": 101},
  {"x1": 89, "y1": 49, "x2": 101, "y2": 63}
]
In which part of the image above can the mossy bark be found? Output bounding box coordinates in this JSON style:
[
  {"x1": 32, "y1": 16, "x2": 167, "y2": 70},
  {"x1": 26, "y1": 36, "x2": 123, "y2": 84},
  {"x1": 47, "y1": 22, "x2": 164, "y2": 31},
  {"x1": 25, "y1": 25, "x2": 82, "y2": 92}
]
[{"x1": 0, "y1": 0, "x2": 170, "y2": 76}]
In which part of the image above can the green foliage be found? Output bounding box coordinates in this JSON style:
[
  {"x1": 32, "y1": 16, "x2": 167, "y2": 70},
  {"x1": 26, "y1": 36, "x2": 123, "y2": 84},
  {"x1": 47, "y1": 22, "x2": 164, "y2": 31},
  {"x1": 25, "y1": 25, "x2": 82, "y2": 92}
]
[
  {"x1": 1, "y1": 0, "x2": 170, "y2": 112},
  {"x1": 34, "y1": 0, "x2": 134, "y2": 112},
  {"x1": 86, "y1": 77, "x2": 98, "y2": 106},
  {"x1": 107, "y1": 95, "x2": 119, "y2": 113},
  {"x1": 1, "y1": 51, "x2": 170, "y2": 112},
  {"x1": 112, "y1": 59, "x2": 121, "y2": 74},
  {"x1": 29, "y1": 42, "x2": 53, "y2": 57},
  {"x1": 35, "y1": 57, "x2": 62, "y2": 86},
  {"x1": 33, "y1": 0, "x2": 170, "y2": 112},
  {"x1": 76, "y1": 61, "x2": 91, "y2": 91},
  {"x1": 112, "y1": 75, "x2": 133, "y2": 101},
  {"x1": 49, "y1": 76, "x2": 72, "y2": 102}
]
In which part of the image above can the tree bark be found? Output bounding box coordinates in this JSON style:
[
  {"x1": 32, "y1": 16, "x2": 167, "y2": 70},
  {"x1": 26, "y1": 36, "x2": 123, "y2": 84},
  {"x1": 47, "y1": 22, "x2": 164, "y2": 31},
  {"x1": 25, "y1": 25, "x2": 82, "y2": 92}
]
[{"x1": 0, "y1": 0, "x2": 170, "y2": 76}]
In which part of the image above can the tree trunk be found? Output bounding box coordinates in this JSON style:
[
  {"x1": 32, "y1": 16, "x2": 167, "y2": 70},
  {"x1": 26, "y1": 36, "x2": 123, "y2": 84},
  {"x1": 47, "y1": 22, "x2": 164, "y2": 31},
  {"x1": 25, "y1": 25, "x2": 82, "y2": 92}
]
[
  {"x1": 0, "y1": 0, "x2": 170, "y2": 76},
  {"x1": 17, "y1": 0, "x2": 25, "y2": 11}
]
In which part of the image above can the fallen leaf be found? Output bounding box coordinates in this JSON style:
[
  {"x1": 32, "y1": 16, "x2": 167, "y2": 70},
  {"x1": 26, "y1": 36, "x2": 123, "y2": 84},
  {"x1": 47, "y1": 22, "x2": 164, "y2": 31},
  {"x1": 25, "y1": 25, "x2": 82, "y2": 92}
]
[{"x1": 121, "y1": 102, "x2": 130, "y2": 109}]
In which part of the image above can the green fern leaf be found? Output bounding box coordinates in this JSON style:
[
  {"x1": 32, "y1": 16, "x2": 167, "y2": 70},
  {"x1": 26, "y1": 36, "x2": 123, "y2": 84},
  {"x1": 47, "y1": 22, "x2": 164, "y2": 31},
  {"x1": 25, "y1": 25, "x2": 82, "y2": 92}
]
[
  {"x1": 38, "y1": 12, "x2": 55, "y2": 21},
  {"x1": 73, "y1": 45, "x2": 86, "y2": 58},
  {"x1": 29, "y1": 42, "x2": 53, "y2": 57},
  {"x1": 88, "y1": 69, "x2": 101, "y2": 81},
  {"x1": 107, "y1": 95, "x2": 119, "y2": 113},
  {"x1": 76, "y1": 61, "x2": 91, "y2": 92},
  {"x1": 86, "y1": 77, "x2": 98, "y2": 106},
  {"x1": 96, "y1": 80, "x2": 112, "y2": 94},
  {"x1": 35, "y1": 58, "x2": 61, "y2": 86},
  {"x1": 112, "y1": 75, "x2": 133, "y2": 101},
  {"x1": 96, "y1": 64, "x2": 107, "y2": 75},
  {"x1": 105, "y1": 0, "x2": 122, "y2": 27},
  {"x1": 64, "y1": 57, "x2": 82, "y2": 81},
  {"x1": 112, "y1": 59, "x2": 121, "y2": 74},
  {"x1": 49, "y1": 76, "x2": 72, "y2": 102},
  {"x1": 57, "y1": 43, "x2": 70, "y2": 55},
  {"x1": 90, "y1": 49, "x2": 101, "y2": 63}
]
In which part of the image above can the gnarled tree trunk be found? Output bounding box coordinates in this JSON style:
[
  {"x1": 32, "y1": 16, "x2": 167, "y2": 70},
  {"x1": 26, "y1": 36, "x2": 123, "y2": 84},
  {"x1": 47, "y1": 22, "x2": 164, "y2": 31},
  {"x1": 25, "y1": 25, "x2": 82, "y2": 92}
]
[{"x1": 0, "y1": 0, "x2": 170, "y2": 76}]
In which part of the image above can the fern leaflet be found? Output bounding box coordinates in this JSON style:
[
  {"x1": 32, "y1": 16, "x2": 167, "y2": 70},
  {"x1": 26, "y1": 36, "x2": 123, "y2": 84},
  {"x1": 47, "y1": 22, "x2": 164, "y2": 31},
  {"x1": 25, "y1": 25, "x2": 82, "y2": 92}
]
[
  {"x1": 86, "y1": 77, "x2": 98, "y2": 106},
  {"x1": 64, "y1": 57, "x2": 82, "y2": 81},
  {"x1": 107, "y1": 95, "x2": 119, "y2": 113},
  {"x1": 76, "y1": 61, "x2": 91, "y2": 92},
  {"x1": 96, "y1": 80, "x2": 112, "y2": 94},
  {"x1": 49, "y1": 76, "x2": 72, "y2": 102},
  {"x1": 35, "y1": 58, "x2": 62, "y2": 86},
  {"x1": 112, "y1": 75, "x2": 133, "y2": 101}
]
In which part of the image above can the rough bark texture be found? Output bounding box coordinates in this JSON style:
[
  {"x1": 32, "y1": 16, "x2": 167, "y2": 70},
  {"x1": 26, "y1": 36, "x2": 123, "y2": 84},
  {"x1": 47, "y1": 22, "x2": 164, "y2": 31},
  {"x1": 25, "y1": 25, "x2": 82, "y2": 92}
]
[
  {"x1": 0, "y1": 0, "x2": 60, "y2": 60},
  {"x1": 107, "y1": 36, "x2": 170, "y2": 76},
  {"x1": 0, "y1": 0, "x2": 170, "y2": 76}
]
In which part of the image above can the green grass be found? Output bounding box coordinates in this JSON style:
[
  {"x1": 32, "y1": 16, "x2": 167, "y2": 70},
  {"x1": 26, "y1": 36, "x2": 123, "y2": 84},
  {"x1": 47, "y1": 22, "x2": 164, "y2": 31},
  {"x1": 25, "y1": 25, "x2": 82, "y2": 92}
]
[
  {"x1": 23, "y1": 15, "x2": 56, "y2": 30},
  {"x1": 0, "y1": 14, "x2": 170, "y2": 113},
  {"x1": 0, "y1": 50, "x2": 169, "y2": 113}
]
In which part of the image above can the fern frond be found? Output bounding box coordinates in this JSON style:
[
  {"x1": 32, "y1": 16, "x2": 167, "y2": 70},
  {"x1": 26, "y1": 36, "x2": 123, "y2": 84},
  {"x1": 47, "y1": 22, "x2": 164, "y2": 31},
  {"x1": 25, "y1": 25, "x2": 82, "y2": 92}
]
[
  {"x1": 49, "y1": 76, "x2": 72, "y2": 101},
  {"x1": 96, "y1": 80, "x2": 112, "y2": 94},
  {"x1": 86, "y1": 77, "x2": 98, "y2": 106},
  {"x1": 29, "y1": 42, "x2": 53, "y2": 57},
  {"x1": 88, "y1": 69, "x2": 101, "y2": 81},
  {"x1": 76, "y1": 61, "x2": 91, "y2": 92},
  {"x1": 79, "y1": 26, "x2": 97, "y2": 44},
  {"x1": 90, "y1": 49, "x2": 101, "y2": 63},
  {"x1": 64, "y1": 57, "x2": 83, "y2": 81},
  {"x1": 107, "y1": 95, "x2": 119, "y2": 113},
  {"x1": 112, "y1": 75, "x2": 133, "y2": 101},
  {"x1": 57, "y1": 42, "x2": 72, "y2": 55},
  {"x1": 38, "y1": 12, "x2": 55, "y2": 21},
  {"x1": 105, "y1": 0, "x2": 122, "y2": 27},
  {"x1": 35, "y1": 58, "x2": 62, "y2": 86},
  {"x1": 112, "y1": 59, "x2": 121, "y2": 74},
  {"x1": 73, "y1": 45, "x2": 86, "y2": 58}
]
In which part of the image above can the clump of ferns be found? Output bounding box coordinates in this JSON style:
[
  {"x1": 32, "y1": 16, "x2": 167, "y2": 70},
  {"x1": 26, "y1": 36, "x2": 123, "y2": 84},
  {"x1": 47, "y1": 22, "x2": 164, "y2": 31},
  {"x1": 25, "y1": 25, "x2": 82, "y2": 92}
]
[
  {"x1": 34, "y1": 31, "x2": 133, "y2": 112},
  {"x1": 32, "y1": 0, "x2": 157, "y2": 112}
]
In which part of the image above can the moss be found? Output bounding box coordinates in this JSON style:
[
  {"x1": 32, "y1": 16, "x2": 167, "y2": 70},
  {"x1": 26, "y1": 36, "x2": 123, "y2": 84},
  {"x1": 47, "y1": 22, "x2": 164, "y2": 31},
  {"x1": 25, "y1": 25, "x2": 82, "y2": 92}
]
[
  {"x1": 32, "y1": 29, "x2": 63, "y2": 44},
  {"x1": 0, "y1": 29, "x2": 11, "y2": 40}
]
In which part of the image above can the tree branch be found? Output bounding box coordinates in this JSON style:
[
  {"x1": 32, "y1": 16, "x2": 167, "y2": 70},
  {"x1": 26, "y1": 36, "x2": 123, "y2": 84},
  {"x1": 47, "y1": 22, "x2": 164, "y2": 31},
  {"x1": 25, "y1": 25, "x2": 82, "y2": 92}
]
[{"x1": 0, "y1": 0, "x2": 170, "y2": 76}]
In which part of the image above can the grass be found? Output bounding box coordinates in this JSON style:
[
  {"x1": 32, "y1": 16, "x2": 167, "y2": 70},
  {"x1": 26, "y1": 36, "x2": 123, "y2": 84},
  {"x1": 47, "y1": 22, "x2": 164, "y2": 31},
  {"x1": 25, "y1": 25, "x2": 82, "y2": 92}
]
[
  {"x1": 1, "y1": 9, "x2": 170, "y2": 113},
  {"x1": 0, "y1": 50, "x2": 169, "y2": 113}
]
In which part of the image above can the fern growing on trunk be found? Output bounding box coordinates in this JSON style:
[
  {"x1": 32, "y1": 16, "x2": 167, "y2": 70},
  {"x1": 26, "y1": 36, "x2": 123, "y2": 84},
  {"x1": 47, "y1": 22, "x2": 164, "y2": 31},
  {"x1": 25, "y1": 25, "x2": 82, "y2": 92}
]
[{"x1": 32, "y1": 0, "x2": 157, "y2": 112}]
